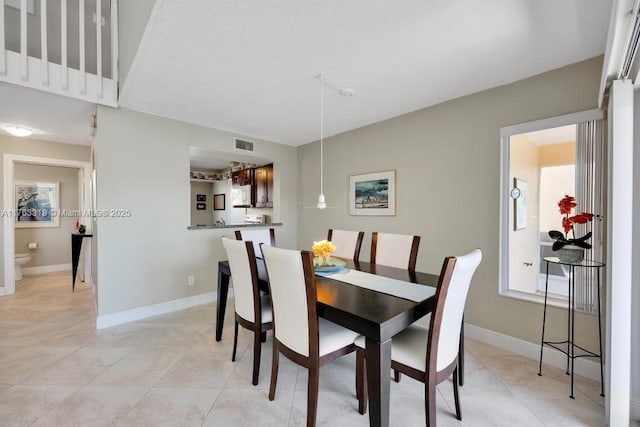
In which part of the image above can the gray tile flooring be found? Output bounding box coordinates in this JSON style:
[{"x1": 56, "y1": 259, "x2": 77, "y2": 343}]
[{"x1": 0, "y1": 272, "x2": 606, "y2": 426}]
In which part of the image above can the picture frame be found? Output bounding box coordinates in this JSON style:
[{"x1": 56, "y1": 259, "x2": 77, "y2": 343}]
[
  {"x1": 513, "y1": 177, "x2": 527, "y2": 230},
  {"x1": 15, "y1": 180, "x2": 60, "y2": 228},
  {"x1": 196, "y1": 202, "x2": 206, "y2": 210},
  {"x1": 213, "y1": 194, "x2": 226, "y2": 211},
  {"x1": 196, "y1": 194, "x2": 206, "y2": 202},
  {"x1": 349, "y1": 170, "x2": 396, "y2": 216}
]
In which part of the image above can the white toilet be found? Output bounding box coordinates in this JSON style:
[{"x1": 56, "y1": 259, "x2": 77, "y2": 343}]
[{"x1": 15, "y1": 253, "x2": 31, "y2": 281}]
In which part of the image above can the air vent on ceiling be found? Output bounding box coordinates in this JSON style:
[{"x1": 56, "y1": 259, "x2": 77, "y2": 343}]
[{"x1": 234, "y1": 138, "x2": 254, "y2": 152}]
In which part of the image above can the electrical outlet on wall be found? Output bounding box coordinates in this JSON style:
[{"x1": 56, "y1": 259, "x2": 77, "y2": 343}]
[{"x1": 188, "y1": 275, "x2": 195, "y2": 286}]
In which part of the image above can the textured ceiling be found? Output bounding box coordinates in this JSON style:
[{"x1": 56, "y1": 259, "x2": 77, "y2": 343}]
[{"x1": 119, "y1": 0, "x2": 611, "y2": 146}]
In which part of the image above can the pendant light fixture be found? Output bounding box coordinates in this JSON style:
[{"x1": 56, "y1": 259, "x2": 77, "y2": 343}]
[{"x1": 314, "y1": 74, "x2": 354, "y2": 209}]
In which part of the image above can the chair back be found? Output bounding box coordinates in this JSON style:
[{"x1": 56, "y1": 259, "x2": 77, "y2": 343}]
[
  {"x1": 371, "y1": 232, "x2": 420, "y2": 270},
  {"x1": 262, "y1": 245, "x2": 317, "y2": 358},
  {"x1": 222, "y1": 237, "x2": 261, "y2": 323},
  {"x1": 235, "y1": 228, "x2": 276, "y2": 257},
  {"x1": 428, "y1": 249, "x2": 482, "y2": 372},
  {"x1": 328, "y1": 229, "x2": 364, "y2": 261}
]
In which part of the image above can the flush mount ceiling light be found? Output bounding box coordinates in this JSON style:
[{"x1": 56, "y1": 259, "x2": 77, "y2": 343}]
[
  {"x1": 314, "y1": 74, "x2": 354, "y2": 209},
  {"x1": 3, "y1": 125, "x2": 33, "y2": 137}
]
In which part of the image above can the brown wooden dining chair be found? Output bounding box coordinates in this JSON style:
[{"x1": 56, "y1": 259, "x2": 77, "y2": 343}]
[
  {"x1": 235, "y1": 227, "x2": 276, "y2": 257},
  {"x1": 355, "y1": 249, "x2": 482, "y2": 425},
  {"x1": 370, "y1": 231, "x2": 420, "y2": 270},
  {"x1": 328, "y1": 229, "x2": 365, "y2": 261},
  {"x1": 261, "y1": 245, "x2": 360, "y2": 427},
  {"x1": 221, "y1": 237, "x2": 273, "y2": 385}
]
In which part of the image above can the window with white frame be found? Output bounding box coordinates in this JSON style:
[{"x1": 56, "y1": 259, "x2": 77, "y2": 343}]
[{"x1": 499, "y1": 110, "x2": 605, "y2": 312}]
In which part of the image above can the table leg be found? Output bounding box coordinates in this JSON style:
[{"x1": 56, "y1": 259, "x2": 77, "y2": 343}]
[
  {"x1": 216, "y1": 269, "x2": 230, "y2": 342},
  {"x1": 538, "y1": 261, "x2": 550, "y2": 376},
  {"x1": 365, "y1": 337, "x2": 391, "y2": 427},
  {"x1": 71, "y1": 235, "x2": 82, "y2": 292},
  {"x1": 597, "y1": 267, "x2": 605, "y2": 397},
  {"x1": 458, "y1": 317, "x2": 464, "y2": 386},
  {"x1": 566, "y1": 267, "x2": 572, "y2": 375},
  {"x1": 570, "y1": 266, "x2": 575, "y2": 399}
]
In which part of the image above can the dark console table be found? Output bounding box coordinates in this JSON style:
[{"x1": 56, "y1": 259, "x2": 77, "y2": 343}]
[{"x1": 71, "y1": 233, "x2": 92, "y2": 291}]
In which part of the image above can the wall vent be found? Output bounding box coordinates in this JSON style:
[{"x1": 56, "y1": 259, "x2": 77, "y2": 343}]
[{"x1": 234, "y1": 138, "x2": 254, "y2": 152}]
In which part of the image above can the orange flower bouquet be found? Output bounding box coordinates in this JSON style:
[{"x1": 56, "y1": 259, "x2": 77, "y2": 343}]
[{"x1": 548, "y1": 195, "x2": 595, "y2": 251}]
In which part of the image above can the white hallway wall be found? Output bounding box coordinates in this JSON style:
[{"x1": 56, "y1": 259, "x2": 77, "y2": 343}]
[{"x1": 631, "y1": 88, "x2": 640, "y2": 419}]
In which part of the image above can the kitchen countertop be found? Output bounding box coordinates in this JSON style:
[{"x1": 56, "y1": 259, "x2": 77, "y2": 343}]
[{"x1": 187, "y1": 223, "x2": 282, "y2": 230}]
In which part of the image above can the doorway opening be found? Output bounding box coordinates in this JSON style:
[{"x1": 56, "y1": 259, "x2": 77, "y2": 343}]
[{"x1": 2, "y1": 154, "x2": 91, "y2": 296}]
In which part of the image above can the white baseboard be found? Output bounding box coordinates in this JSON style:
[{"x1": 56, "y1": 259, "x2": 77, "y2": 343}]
[
  {"x1": 632, "y1": 398, "x2": 640, "y2": 421},
  {"x1": 96, "y1": 292, "x2": 217, "y2": 330},
  {"x1": 465, "y1": 323, "x2": 602, "y2": 382},
  {"x1": 22, "y1": 263, "x2": 72, "y2": 276}
]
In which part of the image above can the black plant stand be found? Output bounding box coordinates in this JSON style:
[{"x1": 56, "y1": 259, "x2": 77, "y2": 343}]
[{"x1": 538, "y1": 256, "x2": 605, "y2": 399}]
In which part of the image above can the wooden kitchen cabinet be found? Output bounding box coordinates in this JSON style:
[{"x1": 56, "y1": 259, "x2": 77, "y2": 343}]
[
  {"x1": 231, "y1": 169, "x2": 252, "y2": 186},
  {"x1": 253, "y1": 164, "x2": 273, "y2": 208}
]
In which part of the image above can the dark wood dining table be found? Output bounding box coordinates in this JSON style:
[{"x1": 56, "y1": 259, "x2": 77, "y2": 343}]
[{"x1": 216, "y1": 258, "x2": 445, "y2": 427}]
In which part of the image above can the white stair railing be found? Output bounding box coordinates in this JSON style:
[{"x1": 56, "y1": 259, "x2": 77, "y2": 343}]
[{"x1": 0, "y1": 0, "x2": 118, "y2": 107}]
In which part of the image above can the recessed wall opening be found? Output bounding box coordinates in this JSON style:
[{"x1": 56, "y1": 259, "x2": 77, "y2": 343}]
[
  {"x1": 188, "y1": 146, "x2": 274, "y2": 228},
  {"x1": 499, "y1": 110, "x2": 605, "y2": 312}
]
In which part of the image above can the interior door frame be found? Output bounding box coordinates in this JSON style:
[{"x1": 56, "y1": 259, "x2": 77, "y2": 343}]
[{"x1": 2, "y1": 154, "x2": 91, "y2": 295}]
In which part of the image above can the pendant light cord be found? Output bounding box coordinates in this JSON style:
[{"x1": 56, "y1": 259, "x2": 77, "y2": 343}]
[
  {"x1": 313, "y1": 73, "x2": 353, "y2": 208},
  {"x1": 320, "y1": 77, "x2": 324, "y2": 196}
]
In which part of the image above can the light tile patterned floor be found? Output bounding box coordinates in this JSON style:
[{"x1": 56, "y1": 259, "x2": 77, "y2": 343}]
[{"x1": 0, "y1": 272, "x2": 606, "y2": 426}]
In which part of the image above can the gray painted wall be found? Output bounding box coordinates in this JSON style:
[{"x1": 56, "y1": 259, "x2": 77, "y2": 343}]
[
  {"x1": 94, "y1": 107, "x2": 297, "y2": 316},
  {"x1": 14, "y1": 164, "x2": 79, "y2": 267},
  {"x1": 0, "y1": 135, "x2": 91, "y2": 285},
  {"x1": 118, "y1": 0, "x2": 156, "y2": 88},
  {"x1": 4, "y1": 1, "x2": 113, "y2": 77},
  {"x1": 296, "y1": 56, "x2": 604, "y2": 351}
]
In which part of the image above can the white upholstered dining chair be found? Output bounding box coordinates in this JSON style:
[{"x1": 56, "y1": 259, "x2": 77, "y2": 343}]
[
  {"x1": 355, "y1": 249, "x2": 482, "y2": 426},
  {"x1": 328, "y1": 229, "x2": 365, "y2": 261},
  {"x1": 370, "y1": 232, "x2": 421, "y2": 270},
  {"x1": 221, "y1": 237, "x2": 273, "y2": 386},
  {"x1": 261, "y1": 245, "x2": 360, "y2": 427},
  {"x1": 235, "y1": 228, "x2": 276, "y2": 257},
  {"x1": 370, "y1": 231, "x2": 422, "y2": 382}
]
